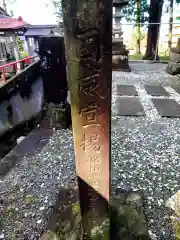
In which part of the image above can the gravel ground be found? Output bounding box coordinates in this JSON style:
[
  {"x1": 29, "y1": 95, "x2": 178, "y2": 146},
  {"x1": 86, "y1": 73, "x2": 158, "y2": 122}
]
[
  {"x1": 0, "y1": 62, "x2": 179, "y2": 239},
  {"x1": 0, "y1": 129, "x2": 77, "y2": 240},
  {"x1": 112, "y1": 63, "x2": 180, "y2": 240}
]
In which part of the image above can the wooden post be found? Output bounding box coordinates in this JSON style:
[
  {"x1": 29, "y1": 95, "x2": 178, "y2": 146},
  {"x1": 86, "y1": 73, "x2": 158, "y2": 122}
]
[{"x1": 62, "y1": 0, "x2": 112, "y2": 238}]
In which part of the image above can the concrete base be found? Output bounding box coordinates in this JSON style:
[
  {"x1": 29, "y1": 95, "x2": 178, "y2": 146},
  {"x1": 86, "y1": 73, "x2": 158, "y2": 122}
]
[
  {"x1": 166, "y1": 48, "x2": 180, "y2": 75},
  {"x1": 170, "y1": 52, "x2": 180, "y2": 63},
  {"x1": 166, "y1": 61, "x2": 180, "y2": 75},
  {"x1": 111, "y1": 189, "x2": 150, "y2": 239},
  {"x1": 112, "y1": 55, "x2": 131, "y2": 72}
]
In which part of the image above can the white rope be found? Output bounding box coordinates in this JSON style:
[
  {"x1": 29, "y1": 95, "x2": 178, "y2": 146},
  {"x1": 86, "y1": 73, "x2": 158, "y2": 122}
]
[{"x1": 120, "y1": 22, "x2": 180, "y2": 25}]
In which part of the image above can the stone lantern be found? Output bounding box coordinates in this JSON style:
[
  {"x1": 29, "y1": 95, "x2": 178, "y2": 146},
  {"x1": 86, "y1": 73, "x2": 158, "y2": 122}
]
[
  {"x1": 166, "y1": 38, "x2": 180, "y2": 75},
  {"x1": 112, "y1": 0, "x2": 131, "y2": 71}
]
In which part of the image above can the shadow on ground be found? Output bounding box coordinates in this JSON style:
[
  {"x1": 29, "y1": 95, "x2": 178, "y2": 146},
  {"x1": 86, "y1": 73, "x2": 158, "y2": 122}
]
[{"x1": 40, "y1": 188, "x2": 151, "y2": 240}]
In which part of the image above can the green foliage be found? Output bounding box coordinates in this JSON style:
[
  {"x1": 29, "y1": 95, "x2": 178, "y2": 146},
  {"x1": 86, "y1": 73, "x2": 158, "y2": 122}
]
[
  {"x1": 10, "y1": 10, "x2": 14, "y2": 17},
  {"x1": 2, "y1": 0, "x2": 16, "y2": 13},
  {"x1": 176, "y1": 0, "x2": 180, "y2": 21},
  {"x1": 20, "y1": 51, "x2": 29, "y2": 58},
  {"x1": 16, "y1": 36, "x2": 24, "y2": 52},
  {"x1": 128, "y1": 27, "x2": 147, "y2": 50},
  {"x1": 90, "y1": 219, "x2": 109, "y2": 240},
  {"x1": 23, "y1": 195, "x2": 36, "y2": 205},
  {"x1": 52, "y1": 0, "x2": 63, "y2": 24},
  {"x1": 123, "y1": 0, "x2": 149, "y2": 23},
  {"x1": 173, "y1": 0, "x2": 180, "y2": 22},
  {"x1": 132, "y1": 27, "x2": 146, "y2": 41}
]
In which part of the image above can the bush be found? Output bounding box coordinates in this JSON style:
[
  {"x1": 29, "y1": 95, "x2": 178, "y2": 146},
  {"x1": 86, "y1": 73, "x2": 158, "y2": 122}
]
[
  {"x1": 17, "y1": 37, "x2": 24, "y2": 52},
  {"x1": 20, "y1": 51, "x2": 29, "y2": 59}
]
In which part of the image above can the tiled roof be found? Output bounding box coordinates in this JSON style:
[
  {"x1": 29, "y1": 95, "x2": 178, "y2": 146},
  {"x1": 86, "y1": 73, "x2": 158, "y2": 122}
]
[
  {"x1": 0, "y1": 17, "x2": 28, "y2": 30},
  {"x1": 0, "y1": 14, "x2": 11, "y2": 19},
  {"x1": 28, "y1": 25, "x2": 57, "y2": 29},
  {"x1": 24, "y1": 28, "x2": 52, "y2": 37}
]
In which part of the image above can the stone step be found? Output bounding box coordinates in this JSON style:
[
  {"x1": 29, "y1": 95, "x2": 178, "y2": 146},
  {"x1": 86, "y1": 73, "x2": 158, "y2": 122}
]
[
  {"x1": 113, "y1": 28, "x2": 122, "y2": 32},
  {"x1": 113, "y1": 38, "x2": 124, "y2": 43},
  {"x1": 112, "y1": 42, "x2": 124, "y2": 48},
  {"x1": 113, "y1": 49, "x2": 129, "y2": 55},
  {"x1": 112, "y1": 56, "x2": 131, "y2": 71},
  {"x1": 113, "y1": 32, "x2": 122, "y2": 36},
  {"x1": 112, "y1": 38, "x2": 124, "y2": 43}
]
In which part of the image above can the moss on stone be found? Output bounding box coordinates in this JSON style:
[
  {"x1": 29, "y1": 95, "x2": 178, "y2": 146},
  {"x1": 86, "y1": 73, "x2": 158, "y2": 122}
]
[
  {"x1": 166, "y1": 190, "x2": 180, "y2": 239},
  {"x1": 171, "y1": 204, "x2": 180, "y2": 239},
  {"x1": 53, "y1": 201, "x2": 82, "y2": 240},
  {"x1": 110, "y1": 191, "x2": 150, "y2": 240},
  {"x1": 40, "y1": 190, "x2": 152, "y2": 240},
  {"x1": 45, "y1": 102, "x2": 71, "y2": 129}
]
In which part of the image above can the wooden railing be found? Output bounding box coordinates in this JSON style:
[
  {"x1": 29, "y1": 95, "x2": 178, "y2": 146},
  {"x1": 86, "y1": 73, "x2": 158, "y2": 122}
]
[{"x1": 0, "y1": 56, "x2": 39, "y2": 82}]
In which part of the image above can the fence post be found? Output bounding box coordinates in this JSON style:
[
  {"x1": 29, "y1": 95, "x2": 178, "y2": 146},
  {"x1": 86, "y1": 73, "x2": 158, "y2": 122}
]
[
  {"x1": 1, "y1": 67, "x2": 6, "y2": 82},
  {"x1": 62, "y1": 0, "x2": 112, "y2": 238}
]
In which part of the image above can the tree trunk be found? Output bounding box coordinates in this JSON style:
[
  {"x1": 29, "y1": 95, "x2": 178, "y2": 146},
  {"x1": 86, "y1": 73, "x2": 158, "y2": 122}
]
[
  {"x1": 62, "y1": 0, "x2": 111, "y2": 238},
  {"x1": 135, "y1": 0, "x2": 141, "y2": 54},
  {"x1": 168, "y1": 0, "x2": 174, "y2": 52},
  {"x1": 136, "y1": 38, "x2": 141, "y2": 54},
  {"x1": 143, "y1": 0, "x2": 164, "y2": 60}
]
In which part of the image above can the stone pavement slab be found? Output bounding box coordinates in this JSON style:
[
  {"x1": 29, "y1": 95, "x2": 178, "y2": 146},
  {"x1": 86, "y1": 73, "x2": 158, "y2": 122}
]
[
  {"x1": 144, "y1": 85, "x2": 169, "y2": 97},
  {"x1": 116, "y1": 97, "x2": 145, "y2": 117},
  {"x1": 116, "y1": 84, "x2": 138, "y2": 96},
  {"x1": 152, "y1": 98, "x2": 180, "y2": 118},
  {"x1": 171, "y1": 85, "x2": 180, "y2": 95}
]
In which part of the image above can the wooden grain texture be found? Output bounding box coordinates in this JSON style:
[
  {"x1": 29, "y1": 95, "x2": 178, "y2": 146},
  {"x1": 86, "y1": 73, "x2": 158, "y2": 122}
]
[{"x1": 62, "y1": 0, "x2": 112, "y2": 238}]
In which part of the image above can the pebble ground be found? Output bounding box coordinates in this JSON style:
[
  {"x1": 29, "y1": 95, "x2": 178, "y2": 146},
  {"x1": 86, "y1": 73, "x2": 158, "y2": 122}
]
[
  {"x1": 112, "y1": 63, "x2": 180, "y2": 240},
  {"x1": 0, "y1": 63, "x2": 179, "y2": 239}
]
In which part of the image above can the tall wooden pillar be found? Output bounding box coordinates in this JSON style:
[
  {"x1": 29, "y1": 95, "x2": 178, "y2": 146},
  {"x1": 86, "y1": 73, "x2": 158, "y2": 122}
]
[{"x1": 62, "y1": 0, "x2": 112, "y2": 238}]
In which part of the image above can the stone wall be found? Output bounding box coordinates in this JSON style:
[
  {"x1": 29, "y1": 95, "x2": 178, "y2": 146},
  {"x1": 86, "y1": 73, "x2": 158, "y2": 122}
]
[{"x1": 0, "y1": 61, "x2": 44, "y2": 137}]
